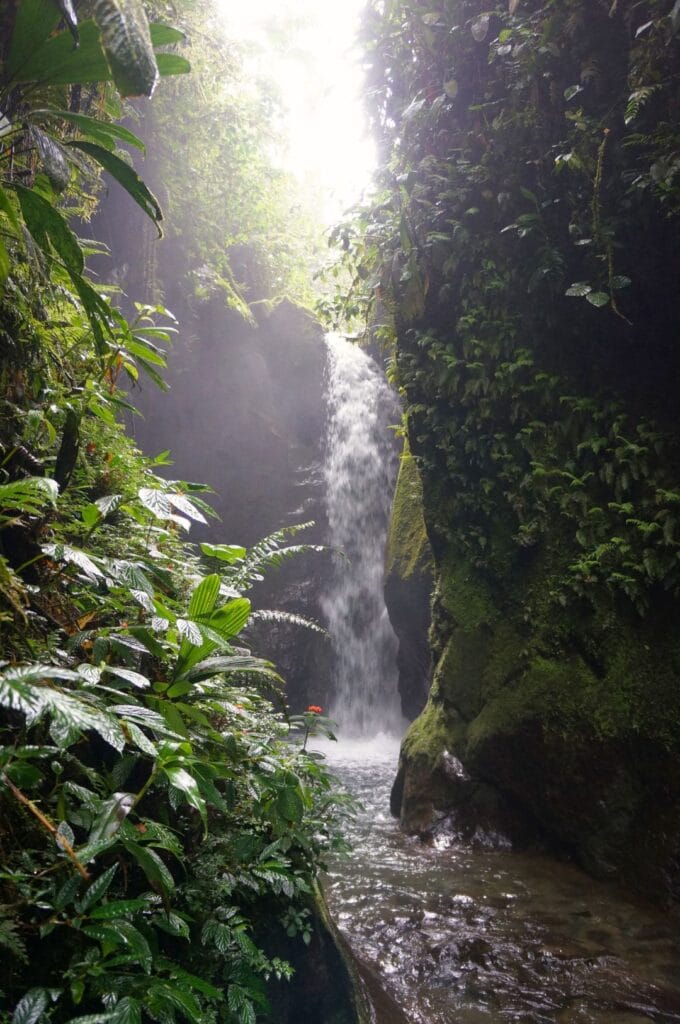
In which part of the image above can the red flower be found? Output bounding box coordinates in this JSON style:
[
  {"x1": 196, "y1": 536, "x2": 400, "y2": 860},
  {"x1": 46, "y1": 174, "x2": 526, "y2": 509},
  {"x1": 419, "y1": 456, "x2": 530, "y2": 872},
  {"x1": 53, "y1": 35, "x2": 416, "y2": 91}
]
[{"x1": 307, "y1": 704, "x2": 323, "y2": 714}]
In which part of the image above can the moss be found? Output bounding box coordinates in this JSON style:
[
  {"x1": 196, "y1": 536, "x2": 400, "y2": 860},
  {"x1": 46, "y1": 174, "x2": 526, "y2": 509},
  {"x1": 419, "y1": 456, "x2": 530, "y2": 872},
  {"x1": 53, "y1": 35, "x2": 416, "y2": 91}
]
[
  {"x1": 401, "y1": 698, "x2": 465, "y2": 771},
  {"x1": 385, "y1": 441, "x2": 433, "y2": 580},
  {"x1": 432, "y1": 630, "x2": 489, "y2": 720},
  {"x1": 438, "y1": 551, "x2": 497, "y2": 633},
  {"x1": 466, "y1": 654, "x2": 600, "y2": 754}
]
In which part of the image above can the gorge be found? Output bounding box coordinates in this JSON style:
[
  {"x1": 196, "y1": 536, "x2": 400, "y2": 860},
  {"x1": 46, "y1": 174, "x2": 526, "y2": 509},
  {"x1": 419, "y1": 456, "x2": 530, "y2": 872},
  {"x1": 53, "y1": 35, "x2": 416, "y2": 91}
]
[{"x1": 1, "y1": 2, "x2": 679, "y2": 1024}]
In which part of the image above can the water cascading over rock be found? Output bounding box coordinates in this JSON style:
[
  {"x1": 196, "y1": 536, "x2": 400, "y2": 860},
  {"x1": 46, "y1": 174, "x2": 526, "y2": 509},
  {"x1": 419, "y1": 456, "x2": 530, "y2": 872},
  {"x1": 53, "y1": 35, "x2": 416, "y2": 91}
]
[{"x1": 321, "y1": 333, "x2": 404, "y2": 737}]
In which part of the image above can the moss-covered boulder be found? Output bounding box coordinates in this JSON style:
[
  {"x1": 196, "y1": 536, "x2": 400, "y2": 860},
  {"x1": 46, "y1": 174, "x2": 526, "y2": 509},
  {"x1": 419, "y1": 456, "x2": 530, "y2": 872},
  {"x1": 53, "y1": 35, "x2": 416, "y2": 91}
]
[
  {"x1": 393, "y1": 530, "x2": 680, "y2": 902},
  {"x1": 384, "y1": 442, "x2": 434, "y2": 719}
]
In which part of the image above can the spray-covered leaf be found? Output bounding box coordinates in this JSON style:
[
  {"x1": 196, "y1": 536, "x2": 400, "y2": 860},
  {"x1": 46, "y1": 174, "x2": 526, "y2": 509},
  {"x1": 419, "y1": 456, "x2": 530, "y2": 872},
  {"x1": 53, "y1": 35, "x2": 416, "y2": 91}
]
[
  {"x1": 92, "y1": 0, "x2": 158, "y2": 97},
  {"x1": 69, "y1": 141, "x2": 162, "y2": 235},
  {"x1": 31, "y1": 128, "x2": 71, "y2": 192}
]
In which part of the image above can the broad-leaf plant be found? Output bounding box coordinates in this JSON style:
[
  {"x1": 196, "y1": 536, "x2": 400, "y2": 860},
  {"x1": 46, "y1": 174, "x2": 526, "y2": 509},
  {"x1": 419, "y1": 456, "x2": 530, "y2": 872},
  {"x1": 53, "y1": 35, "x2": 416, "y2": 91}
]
[{"x1": 0, "y1": 5, "x2": 347, "y2": 1024}]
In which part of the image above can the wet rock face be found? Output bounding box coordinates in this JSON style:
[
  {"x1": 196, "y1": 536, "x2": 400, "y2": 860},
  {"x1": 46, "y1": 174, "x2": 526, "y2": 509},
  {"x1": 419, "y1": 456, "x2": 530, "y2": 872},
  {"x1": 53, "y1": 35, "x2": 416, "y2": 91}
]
[
  {"x1": 383, "y1": 446, "x2": 434, "y2": 720},
  {"x1": 392, "y1": 529, "x2": 680, "y2": 904},
  {"x1": 133, "y1": 297, "x2": 331, "y2": 710}
]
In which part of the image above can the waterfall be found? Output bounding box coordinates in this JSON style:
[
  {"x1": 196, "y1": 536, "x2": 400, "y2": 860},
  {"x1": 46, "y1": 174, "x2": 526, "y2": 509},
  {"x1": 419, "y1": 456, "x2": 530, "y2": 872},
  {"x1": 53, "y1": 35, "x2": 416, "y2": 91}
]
[{"x1": 321, "y1": 333, "x2": 404, "y2": 737}]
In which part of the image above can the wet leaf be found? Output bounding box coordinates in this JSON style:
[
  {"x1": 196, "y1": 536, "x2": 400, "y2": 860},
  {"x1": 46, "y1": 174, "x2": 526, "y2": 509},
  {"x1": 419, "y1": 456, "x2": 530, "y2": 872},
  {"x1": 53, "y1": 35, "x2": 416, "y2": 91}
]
[{"x1": 92, "y1": 0, "x2": 158, "y2": 97}]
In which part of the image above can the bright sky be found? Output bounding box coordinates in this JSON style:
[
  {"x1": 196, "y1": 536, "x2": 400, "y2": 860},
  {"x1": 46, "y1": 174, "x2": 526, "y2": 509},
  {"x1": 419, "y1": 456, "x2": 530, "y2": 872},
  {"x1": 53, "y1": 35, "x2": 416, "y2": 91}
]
[{"x1": 217, "y1": 0, "x2": 375, "y2": 225}]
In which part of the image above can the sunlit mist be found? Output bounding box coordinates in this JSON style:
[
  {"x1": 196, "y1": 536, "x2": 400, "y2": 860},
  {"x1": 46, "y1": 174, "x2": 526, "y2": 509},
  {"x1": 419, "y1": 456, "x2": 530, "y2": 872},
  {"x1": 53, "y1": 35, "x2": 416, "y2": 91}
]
[{"x1": 218, "y1": 0, "x2": 375, "y2": 225}]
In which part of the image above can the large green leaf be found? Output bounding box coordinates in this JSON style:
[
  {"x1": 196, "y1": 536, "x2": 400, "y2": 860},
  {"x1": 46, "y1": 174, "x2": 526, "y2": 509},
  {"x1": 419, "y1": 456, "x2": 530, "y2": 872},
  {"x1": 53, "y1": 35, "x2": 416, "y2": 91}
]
[
  {"x1": 92, "y1": 0, "x2": 158, "y2": 97},
  {"x1": 0, "y1": 184, "x2": 21, "y2": 234},
  {"x1": 11, "y1": 18, "x2": 187, "y2": 89},
  {"x1": 123, "y1": 841, "x2": 175, "y2": 895},
  {"x1": 209, "y1": 598, "x2": 251, "y2": 639},
  {"x1": 33, "y1": 110, "x2": 146, "y2": 152},
  {"x1": 68, "y1": 141, "x2": 162, "y2": 234},
  {"x1": 5, "y1": 0, "x2": 62, "y2": 80},
  {"x1": 13, "y1": 21, "x2": 114, "y2": 86},
  {"x1": 155, "y1": 53, "x2": 191, "y2": 77},
  {"x1": 149, "y1": 23, "x2": 185, "y2": 46},
  {"x1": 187, "y1": 575, "x2": 221, "y2": 619},
  {"x1": 31, "y1": 128, "x2": 71, "y2": 192},
  {"x1": 163, "y1": 764, "x2": 207, "y2": 829},
  {"x1": 14, "y1": 184, "x2": 84, "y2": 275}
]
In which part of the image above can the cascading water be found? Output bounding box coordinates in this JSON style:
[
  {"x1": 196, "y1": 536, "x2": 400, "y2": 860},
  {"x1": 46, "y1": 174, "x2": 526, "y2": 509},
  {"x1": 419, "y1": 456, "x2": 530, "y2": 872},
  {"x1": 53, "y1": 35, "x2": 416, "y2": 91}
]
[{"x1": 320, "y1": 332, "x2": 404, "y2": 737}]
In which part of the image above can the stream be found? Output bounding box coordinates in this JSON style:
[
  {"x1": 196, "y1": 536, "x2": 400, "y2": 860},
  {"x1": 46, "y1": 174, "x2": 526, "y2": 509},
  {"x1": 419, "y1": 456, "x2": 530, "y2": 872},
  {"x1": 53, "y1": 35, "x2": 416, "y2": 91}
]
[{"x1": 319, "y1": 737, "x2": 680, "y2": 1024}]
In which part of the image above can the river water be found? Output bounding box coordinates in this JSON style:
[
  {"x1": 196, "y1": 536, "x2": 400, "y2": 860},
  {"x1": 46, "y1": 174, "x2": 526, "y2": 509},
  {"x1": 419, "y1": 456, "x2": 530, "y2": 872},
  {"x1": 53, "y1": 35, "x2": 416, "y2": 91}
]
[{"x1": 319, "y1": 737, "x2": 680, "y2": 1024}]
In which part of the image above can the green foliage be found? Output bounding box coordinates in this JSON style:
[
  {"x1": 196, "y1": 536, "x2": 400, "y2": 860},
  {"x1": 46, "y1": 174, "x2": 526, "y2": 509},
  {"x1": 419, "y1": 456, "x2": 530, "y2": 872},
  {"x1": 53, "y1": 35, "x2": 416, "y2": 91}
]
[
  {"x1": 134, "y1": 0, "x2": 325, "y2": 310},
  {"x1": 328, "y1": 0, "x2": 680, "y2": 616},
  {"x1": 0, "y1": 5, "x2": 348, "y2": 1022}
]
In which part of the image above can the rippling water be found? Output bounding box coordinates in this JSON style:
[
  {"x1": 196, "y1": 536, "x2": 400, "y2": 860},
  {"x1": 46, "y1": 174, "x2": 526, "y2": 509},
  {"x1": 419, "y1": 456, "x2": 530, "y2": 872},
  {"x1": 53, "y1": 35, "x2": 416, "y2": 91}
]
[{"x1": 319, "y1": 737, "x2": 680, "y2": 1024}]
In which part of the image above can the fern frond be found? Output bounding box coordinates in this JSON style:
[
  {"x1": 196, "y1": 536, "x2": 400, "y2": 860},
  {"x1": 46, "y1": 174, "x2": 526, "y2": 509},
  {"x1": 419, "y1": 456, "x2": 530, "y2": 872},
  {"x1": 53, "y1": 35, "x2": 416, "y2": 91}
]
[
  {"x1": 225, "y1": 523, "x2": 325, "y2": 590},
  {"x1": 625, "y1": 84, "x2": 661, "y2": 125},
  {"x1": 249, "y1": 609, "x2": 327, "y2": 636},
  {"x1": 0, "y1": 477, "x2": 58, "y2": 523},
  {"x1": 0, "y1": 916, "x2": 29, "y2": 963}
]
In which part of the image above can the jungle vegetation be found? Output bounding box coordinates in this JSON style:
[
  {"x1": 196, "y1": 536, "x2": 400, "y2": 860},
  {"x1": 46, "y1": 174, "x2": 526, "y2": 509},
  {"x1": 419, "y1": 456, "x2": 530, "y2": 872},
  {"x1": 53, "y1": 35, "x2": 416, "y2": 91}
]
[
  {"x1": 334, "y1": 0, "x2": 680, "y2": 619},
  {"x1": 0, "y1": 4, "x2": 344, "y2": 1024}
]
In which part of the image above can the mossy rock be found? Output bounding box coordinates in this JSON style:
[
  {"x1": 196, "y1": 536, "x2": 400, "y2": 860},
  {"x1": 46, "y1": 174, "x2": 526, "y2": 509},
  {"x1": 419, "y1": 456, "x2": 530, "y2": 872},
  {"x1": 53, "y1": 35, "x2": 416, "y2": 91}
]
[{"x1": 385, "y1": 443, "x2": 433, "y2": 581}]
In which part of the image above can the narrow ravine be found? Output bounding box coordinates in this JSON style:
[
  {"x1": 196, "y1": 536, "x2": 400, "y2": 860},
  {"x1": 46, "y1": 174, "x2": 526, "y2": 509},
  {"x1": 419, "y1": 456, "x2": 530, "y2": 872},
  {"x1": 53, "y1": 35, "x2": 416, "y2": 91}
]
[{"x1": 320, "y1": 740, "x2": 680, "y2": 1024}]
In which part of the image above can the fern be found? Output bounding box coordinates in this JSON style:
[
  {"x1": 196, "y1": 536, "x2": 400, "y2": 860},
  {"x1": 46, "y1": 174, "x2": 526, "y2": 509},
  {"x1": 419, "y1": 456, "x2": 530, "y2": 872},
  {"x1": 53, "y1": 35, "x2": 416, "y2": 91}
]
[
  {"x1": 625, "y1": 84, "x2": 661, "y2": 125},
  {"x1": 0, "y1": 477, "x2": 58, "y2": 523},
  {"x1": 226, "y1": 523, "x2": 325, "y2": 590},
  {"x1": 0, "y1": 916, "x2": 28, "y2": 964},
  {"x1": 248, "y1": 609, "x2": 327, "y2": 636}
]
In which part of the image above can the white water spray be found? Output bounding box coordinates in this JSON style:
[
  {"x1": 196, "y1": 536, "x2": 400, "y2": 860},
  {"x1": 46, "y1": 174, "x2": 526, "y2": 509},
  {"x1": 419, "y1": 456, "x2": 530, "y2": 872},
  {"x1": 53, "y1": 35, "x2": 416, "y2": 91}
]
[{"x1": 321, "y1": 333, "x2": 404, "y2": 737}]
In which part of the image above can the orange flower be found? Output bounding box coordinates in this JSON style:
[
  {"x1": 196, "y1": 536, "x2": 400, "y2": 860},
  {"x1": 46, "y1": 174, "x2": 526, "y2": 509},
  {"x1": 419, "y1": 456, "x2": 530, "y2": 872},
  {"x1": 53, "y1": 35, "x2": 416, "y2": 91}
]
[{"x1": 307, "y1": 704, "x2": 323, "y2": 714}]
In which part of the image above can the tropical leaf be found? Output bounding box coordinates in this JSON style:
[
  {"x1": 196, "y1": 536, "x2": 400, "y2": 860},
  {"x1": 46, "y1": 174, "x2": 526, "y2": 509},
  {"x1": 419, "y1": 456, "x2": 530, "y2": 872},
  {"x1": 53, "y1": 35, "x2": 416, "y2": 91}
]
[
  {"x1": 68, "y1": 141, "x2": 163, "y2": 235},
  {"x1": 14, "y1": 185, "x2": 83, "y2": 274},
  {"x1": 123, "y1": 841, "x2": 175, "y2": 894},
  {"x1": 185, "y1": 655, "x2": 283, "y2": 684},
  {"x1": 43, "y1": 543, "x2": 103, "y2": 580},
  {"x1": 163, "y1": 764, "x2": 207, "y2": 828},
  {"x1": 30, "y1": 128, "x2": 71, "y2": 192},
  {"x1": 0, "y1": 477, "x2": 58, "y2": 521},
  {"x1": 92, "y1": 0, "x2": 158, "y2": 98},
  {"x1": 11, "y1": 988, "x2": 50, "y2": 1024},
  {"x1": 76, "y1": 864, "x2": 118, "y2": 912},
  {"x1": 187, "y1": 575, "x2": 220, "y2": 619},
  {"x1": 200, "y1": 543, "x2": 246, "y2": 564},
  {"x1": 32, "y1": 110, "x2": 146, "y2": 152},
  {"x1": 5, "y1": 0, "x2": 62, "y2": 80}
]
